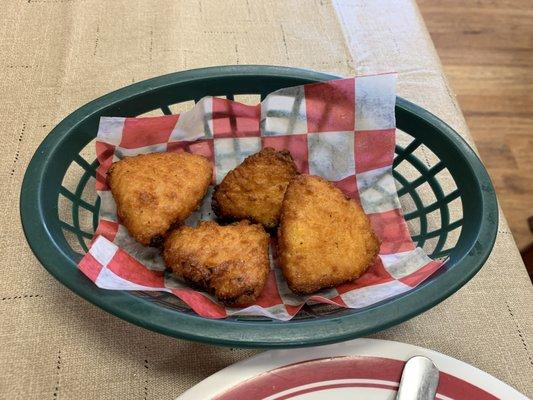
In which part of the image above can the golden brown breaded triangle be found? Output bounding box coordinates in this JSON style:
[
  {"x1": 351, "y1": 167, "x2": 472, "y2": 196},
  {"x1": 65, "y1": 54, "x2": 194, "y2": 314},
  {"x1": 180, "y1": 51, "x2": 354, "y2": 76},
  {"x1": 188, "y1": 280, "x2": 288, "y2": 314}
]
[
  {"x1": 163, "y1": 220, "x2": 270, "y2": 307},
  {"x1": 212, "y1": 147, "x2": 299, "y2": 229},
  {"x1": 278, "y1": 174, "x2": 380, "y2": 294},
  {"x1": 107, "y1": 152, "x2": 212, "y2": 246}
]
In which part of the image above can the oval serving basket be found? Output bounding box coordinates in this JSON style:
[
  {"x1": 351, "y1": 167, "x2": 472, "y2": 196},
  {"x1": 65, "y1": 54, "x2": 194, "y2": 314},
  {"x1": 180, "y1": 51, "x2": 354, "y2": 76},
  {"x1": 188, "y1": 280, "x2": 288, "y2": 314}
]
[{"x1": 20, "y1": 65, "x2": 498, "y2": 348}]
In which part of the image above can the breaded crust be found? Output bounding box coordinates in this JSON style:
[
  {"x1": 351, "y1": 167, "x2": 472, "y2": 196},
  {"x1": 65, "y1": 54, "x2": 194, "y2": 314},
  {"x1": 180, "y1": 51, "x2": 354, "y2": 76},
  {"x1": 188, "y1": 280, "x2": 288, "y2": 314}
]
[
  {"x1": 278, "y1": 174, "x2": 380, "y2": 294},
  {"x1": 107, "y1": 152, "x2": 212, "y2": 246},
  {"x1": 212, "y1": 147, "x2": 299, "y2": 229},
  {"x1": 163, "y1": 220, "x2": 270, "y2": 306}
]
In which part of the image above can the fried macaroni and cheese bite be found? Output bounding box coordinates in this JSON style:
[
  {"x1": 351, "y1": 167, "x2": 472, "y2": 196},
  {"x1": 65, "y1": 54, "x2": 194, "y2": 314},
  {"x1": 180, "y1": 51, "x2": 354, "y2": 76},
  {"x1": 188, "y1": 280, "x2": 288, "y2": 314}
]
[
  {"x1": 278, "y1": 174, "x2": 380, "y2": 294},
  {"x1": 107, "y1": 152, "x2": 212, "y2": 247},
  {"x1": 163, "y1": 220, "x2": 270, "y2": 306},
  {"x1": 212, "y1": 148, "x2": 299, "y2": 229}
]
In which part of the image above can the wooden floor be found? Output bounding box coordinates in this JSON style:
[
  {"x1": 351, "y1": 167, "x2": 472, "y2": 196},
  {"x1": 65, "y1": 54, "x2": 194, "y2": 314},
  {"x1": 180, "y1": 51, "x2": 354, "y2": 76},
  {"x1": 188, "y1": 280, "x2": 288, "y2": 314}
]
[{"x1": 418, "y1": 0, "x2": 533, "y2": 254}]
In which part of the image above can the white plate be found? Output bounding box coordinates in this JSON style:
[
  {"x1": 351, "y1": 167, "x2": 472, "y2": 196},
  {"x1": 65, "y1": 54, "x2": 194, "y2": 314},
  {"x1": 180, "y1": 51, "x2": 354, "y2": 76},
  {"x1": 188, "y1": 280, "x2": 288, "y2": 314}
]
[{"x1": 177, "y1": 339, "x2": 528, "y2": 400}]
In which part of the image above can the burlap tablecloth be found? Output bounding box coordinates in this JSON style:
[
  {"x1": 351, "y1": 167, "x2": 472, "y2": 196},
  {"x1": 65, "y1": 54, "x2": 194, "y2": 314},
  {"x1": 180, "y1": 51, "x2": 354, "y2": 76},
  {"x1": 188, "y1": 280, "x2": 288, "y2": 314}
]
[{"x1": 2, "y1": 0, "x2": 532, "y2": 398}]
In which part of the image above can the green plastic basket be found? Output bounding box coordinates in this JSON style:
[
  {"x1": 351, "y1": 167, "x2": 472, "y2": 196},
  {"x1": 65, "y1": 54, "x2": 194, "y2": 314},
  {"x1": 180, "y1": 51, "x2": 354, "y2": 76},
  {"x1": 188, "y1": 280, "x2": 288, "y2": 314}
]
[{"x1": 20, "y1": 65, "x2": 498, "y2": 348}]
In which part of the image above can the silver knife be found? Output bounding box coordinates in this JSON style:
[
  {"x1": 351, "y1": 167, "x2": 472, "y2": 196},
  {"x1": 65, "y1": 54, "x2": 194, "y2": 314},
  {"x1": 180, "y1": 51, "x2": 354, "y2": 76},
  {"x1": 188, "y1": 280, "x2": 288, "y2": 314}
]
[{"x1": 396, "y1": 356, "x2": 440, "y2": 400}]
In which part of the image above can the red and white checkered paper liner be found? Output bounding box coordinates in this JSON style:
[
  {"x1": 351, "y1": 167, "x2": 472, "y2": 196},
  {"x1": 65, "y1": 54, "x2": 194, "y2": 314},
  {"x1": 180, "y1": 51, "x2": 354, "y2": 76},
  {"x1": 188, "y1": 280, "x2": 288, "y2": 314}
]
[{"x1": 78, "y1": 73, "x2": 444, "y2": 320}]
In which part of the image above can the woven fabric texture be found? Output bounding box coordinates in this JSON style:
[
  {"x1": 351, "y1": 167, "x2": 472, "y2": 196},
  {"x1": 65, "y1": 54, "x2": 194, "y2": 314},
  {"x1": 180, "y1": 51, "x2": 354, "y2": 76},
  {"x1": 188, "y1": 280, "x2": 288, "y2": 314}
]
[{"x1": 1, "y1": 0, "x2": 532, "y2": 398}]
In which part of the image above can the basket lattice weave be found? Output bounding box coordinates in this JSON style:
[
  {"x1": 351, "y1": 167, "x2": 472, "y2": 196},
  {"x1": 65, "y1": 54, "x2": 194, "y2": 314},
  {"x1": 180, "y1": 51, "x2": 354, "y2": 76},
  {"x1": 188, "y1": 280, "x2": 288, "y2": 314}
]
[{"x1": 20, "y1": 66, "x2": 498, "y2": 347}]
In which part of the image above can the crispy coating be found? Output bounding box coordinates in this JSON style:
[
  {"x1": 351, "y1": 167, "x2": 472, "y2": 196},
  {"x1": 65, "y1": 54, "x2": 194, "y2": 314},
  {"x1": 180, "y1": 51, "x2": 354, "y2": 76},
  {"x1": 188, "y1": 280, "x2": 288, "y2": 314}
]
[
  {"x1": 278, "y1": 174, "x2": 380, "y2": 294},
  {"x1": 163, "y1": 220, "x2": 270, "y2": 306},
  {"x1": 107, "y1": 152, "x2": 212, "y2": 246},
  {"x1": 212, "y1": 148, "x2": 299, "y2": 229}
]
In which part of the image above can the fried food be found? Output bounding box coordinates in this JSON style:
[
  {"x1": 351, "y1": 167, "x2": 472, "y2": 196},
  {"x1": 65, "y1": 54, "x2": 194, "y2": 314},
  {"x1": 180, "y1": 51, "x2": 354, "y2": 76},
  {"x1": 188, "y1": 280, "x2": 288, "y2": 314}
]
[
  {"x1": 278, "y1": 174, "x2": 380, "y2": 294},
  {"x1": 163, "y1": 220, "x2": 270, "y2": 306},
  {"x1": 212, "y1": 147, "x2": 299, "y2": 229},
  {"x1": 107, "y1": 152, "x2": 212, "y2": 247}
]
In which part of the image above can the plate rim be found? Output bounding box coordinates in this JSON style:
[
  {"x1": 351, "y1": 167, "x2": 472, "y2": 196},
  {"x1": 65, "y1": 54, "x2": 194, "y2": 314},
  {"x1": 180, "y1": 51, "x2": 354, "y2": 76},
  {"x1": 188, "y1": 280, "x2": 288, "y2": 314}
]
[
  {"x1": 176, "y1": 338, "x2": 528, "y2": 400},
  {"x1": 20, "y1": 65, "x2": 498, "y2": 348}
]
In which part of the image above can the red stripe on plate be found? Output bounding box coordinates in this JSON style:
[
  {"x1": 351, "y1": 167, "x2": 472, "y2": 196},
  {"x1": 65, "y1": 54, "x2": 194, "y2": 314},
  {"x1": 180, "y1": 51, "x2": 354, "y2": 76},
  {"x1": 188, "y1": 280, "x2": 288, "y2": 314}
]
[
  {"x1": 438, "y1": 370, "x2": 498, "y2": 400},
  {"x1": 275, "y1": 382, "x2": 398, "y2": 400},
  {"x1": 214, "y1": 356, "x2": 403, "y2": 399},
  {"x1": 213, "y1": 356, "x2": 498, "y2": 400}
]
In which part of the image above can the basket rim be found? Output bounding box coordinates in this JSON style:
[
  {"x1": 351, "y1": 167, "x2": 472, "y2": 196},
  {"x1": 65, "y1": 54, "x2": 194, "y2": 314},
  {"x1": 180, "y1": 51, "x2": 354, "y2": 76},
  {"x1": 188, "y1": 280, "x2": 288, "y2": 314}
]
[{"x1": 20, "y1": 65, "x2": 498, "y2": 348}]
